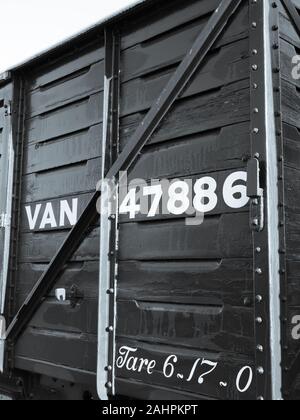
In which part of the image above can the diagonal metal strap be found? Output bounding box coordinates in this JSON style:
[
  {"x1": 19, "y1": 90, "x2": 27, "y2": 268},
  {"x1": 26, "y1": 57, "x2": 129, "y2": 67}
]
[
  {"x1": 282, "y1": 0, "x2": 300, "y2": 37},
  {"x1": 4, "y1": 0, "x2": 242, "y2": 347}
]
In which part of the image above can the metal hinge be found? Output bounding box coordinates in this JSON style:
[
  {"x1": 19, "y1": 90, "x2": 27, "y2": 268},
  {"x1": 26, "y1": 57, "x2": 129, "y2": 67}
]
[
  {"x1": 0, "y1": 213, "x2": 10, "y2": 229},
  {"x1": 247, "y1": 158, "x2": 264, "y2": 232}
]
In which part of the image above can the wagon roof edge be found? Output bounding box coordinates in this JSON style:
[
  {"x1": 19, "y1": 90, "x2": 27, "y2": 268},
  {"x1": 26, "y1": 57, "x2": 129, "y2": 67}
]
[{"x1": 0, "y1": 0, "x2": 154, "y2": 79}]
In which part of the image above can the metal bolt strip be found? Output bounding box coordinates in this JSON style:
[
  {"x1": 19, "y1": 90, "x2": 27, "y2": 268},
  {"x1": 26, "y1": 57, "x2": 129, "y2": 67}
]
[
  {"x1": 6, "y1": 77, "x2": 27, "y2": 371},
  {"x1": 250, "y1": 0, "x2": 273, "y2": 401}
]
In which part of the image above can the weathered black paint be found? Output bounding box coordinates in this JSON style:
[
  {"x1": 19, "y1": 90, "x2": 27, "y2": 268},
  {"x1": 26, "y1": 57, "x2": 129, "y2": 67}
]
[{"x1": 0, "y1": 0, "x2": 299, "y2": 400}]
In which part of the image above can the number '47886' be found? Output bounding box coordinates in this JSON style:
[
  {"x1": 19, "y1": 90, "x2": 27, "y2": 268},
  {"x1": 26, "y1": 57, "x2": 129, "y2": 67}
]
[{"x1": 119, "y1": 171, "x2": 249, "y2": 219}]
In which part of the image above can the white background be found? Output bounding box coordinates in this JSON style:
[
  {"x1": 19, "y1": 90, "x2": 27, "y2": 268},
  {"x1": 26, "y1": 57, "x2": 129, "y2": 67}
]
[{"x1": 0, "y1": 0, "x2": 137, "y2": 73}]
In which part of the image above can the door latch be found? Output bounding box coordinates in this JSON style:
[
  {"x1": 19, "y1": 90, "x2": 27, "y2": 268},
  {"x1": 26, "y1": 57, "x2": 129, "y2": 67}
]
[
  {"x1": 55, "y1": 285, "x2": 84, "y2": 308},
  {"x1": 247, "y1": 158, "x2": 264, "y2": 232}
]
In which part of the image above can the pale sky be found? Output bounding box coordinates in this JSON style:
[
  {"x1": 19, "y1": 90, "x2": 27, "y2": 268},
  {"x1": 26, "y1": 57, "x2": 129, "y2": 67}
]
[{"x1": 0, "y1": 0, "x2": 138, "y2": 73}]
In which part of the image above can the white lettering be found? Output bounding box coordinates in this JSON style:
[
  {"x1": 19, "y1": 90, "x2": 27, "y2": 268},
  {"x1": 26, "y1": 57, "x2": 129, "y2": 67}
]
[
  {"x1": 292, "y1": 315, "x2": 300, "y2": 340},
  {"x1": 39, "y1": 203, "x2": 57, "y2": 229},
  {"x1": 116, "y1": 346, "x2": 137, "y2": 369},
  {"x1": 59, "y1": 198, "x2": 78, "y2": 227}
]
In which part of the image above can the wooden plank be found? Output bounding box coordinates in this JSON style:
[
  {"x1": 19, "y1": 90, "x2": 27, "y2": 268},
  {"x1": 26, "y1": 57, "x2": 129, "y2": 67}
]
[
  {"x1": 115, "y1": 339, "x2": 255, "y2": 400},
  {"x1": 30, "y1": 45, "x2": 104, "y2": 91},
  {"x1": 118, "y1": 259, "x2": 253, "y2": 307},
  {"x1": 286, "y1": 213, "x2": 300, "y2": 260},
  {"x1": 18, "y1": 226, "x2": 99, "y2": 263},
  {"x1": 14, "y1": 297, "x2": 98, "y2": 335},
  {"x1": 283, "y1": 123, "x2": 300, "y2": 170},
  {"x1": 121, "y1": 39, "x2": 249, "y2": 117},
  {"x1": 21, "y1": 158, "x2": 101, "y2": 203},
  {"x1": 116, "y1": 378, "x2": 217, "y2": 400},
  {"x1": 281, "y1": 39, "x2": 300, "y2": 88},
  {"x1": 28, "y1": 61, "x2": 104, "y2": 118},
  {"x1": 121, "y1": 0, "x2": 221, "y2": 50},
  {"x1": 281, "y1": 80, "x2": 300, "y2": 128},
  {"x1": 23, "y1": 124, "x2": 102, "y2": 175},
  {"x1": 285, "y1": 167, "x2": 300, "y2": 214},
  {"x1": 128, "y1": 123, "x2": 250, "y2": 181},
  {"x1": 15, "y1": 328, "x2": 97, "y2": 372},
  {"x1": 279, "y1": 3, "x2": 300, "y2": 48},
  {"x1": 26, "y1": 92, "x2": 103, "y2": 145},
  {"x1": 287, "y1": 260, "x2": 300, "y2": 307},
  {"x1": 122, "y1": 13, "x2": 249, "y2": 83},
  {"x1": 15, "y1": 261, "x2": 99, "y2": 300},
  {"x1": 120, "y1": 79, "x2": 250, "y2": 149},
  {"x1": 116, "y1": 301, "x2": 254, "y2": 354},
  {"x1": 119, "y1": 213, "x2": 252, "y2": 261},
  {"x1": 15, "y1": 356, "x2": 96, "y2": 387}
]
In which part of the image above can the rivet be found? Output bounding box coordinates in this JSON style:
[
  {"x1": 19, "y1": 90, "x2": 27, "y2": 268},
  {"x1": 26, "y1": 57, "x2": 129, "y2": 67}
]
[
  {"x1": 256, "y1": 268, "x2": 262, "y2": 275},
  {"x1": 256, "y1": 295, "x2": 263, "y2": 303},
  {"x1": 253, "y1": 108, "x2": 259, "y2": 113},
  {"x1": 106, "y1": 382, "x2": 112, "y2": 389},
  {"x1": 256, "y1": 317, "x2": 263, "y2": 324},
  {"x1": 253, "y1": 83, "x2": 258, "y2": 89},
  {"x1": 272, "y1": 25, "x2": 279, "y2": 31},
  {"x1": 273, "y1": 43, "x2": 279, "y2": 50},
  {"x1": 253, "y1": 128, "x2": 259, "y2": 134},
  {"x1": 252, "y1": 64, "x2": 258, "y2": 71},
  {"x1": 105, "y1": 365, "x2": 113, "y2": 372},
  {"x1": 254, "y1": 152, "x2": 260, "y2": 158},
  {"x1": 252, "y1": 219, "x2": 259, "y2": 227},
  {"x1": 256, "y1": 247, "x2": 262, "y2": 253},
  {"x1": 257, "y1": 367, "x2": 264, "y2": 375},
  {"x1": 106, "y1": 326, "x2": 114, "y2": 332},
  {"x1": 257, "y1": 396, "x2": 264, "y2": 401},
  {"x1": 252, "y1": 22, "x2": 257, "y2": 28},
  {"x1": 257, "y1": 345, "x2": 264, "y2": 353},
  {"x1": 272, "y1": 2, "x2": 278, "y2": 8},
  {"x1": 107, "y1": 288, "x2": 114, "y2": 295},
  {"x1": 252, "y1": 49, "x2": 258, "y2": 55}
]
